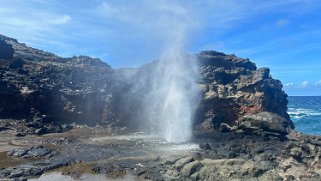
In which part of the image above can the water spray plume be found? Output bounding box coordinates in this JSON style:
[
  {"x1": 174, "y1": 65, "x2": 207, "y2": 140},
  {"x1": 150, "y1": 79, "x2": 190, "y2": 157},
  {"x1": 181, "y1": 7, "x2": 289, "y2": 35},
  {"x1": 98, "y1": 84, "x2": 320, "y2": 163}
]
[
  {"x1": 148, "y1": 29, "x2": 200, "y2": 143},
  {"x1": 110, "y1": 0, "x2": 201, "y2": 143}
]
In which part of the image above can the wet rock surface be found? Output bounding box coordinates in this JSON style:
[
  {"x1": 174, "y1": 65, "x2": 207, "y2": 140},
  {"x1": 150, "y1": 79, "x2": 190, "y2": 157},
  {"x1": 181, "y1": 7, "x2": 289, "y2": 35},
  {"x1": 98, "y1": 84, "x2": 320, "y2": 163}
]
[{"x1": 0, "y1": 128, "x2": 320, "y2": 180}]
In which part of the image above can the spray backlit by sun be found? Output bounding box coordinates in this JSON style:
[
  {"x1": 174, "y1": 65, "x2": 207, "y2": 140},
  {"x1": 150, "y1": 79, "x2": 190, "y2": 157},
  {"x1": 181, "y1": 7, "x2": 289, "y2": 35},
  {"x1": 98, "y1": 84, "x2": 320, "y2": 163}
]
[
  {"x1": 124, "y1": 1, "x2": 202, "y2": 143},
  {"x1": 148, "y1": 30, "x2": 200, "y2": 142}
]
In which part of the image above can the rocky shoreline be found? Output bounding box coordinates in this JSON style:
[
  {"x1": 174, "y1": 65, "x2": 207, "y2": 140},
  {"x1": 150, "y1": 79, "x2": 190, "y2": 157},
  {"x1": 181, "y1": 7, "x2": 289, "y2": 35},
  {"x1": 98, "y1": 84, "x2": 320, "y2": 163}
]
[
  {"x1": 1, "y1": 34, "x2": 320, "y2": 180},
  {"x1": 0, "y1": 127, "x2": 321, "y2": 180}
]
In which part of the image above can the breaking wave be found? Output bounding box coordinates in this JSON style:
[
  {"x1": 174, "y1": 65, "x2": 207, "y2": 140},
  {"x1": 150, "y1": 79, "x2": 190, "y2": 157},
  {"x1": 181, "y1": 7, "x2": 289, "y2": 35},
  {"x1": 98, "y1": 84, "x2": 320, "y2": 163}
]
[
  {"x1": 288, "y1": 108, "x2": 321, "y2": 120},
  {"x1": 287, "y1": 96, "x2": 321, "y2": 135}
]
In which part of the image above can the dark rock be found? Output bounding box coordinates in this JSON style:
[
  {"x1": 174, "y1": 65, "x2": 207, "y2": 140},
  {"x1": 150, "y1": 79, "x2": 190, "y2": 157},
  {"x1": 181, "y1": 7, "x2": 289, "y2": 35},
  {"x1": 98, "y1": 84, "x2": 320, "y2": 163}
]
[
  {"x1": 289, "y1": 147, "x2": 303, "y2": 162},
  {"x1": 285, "y1": 175, "x2": 295, "y2": 181},
  {"x1": 45, "y1": 124, "x2": 62, "y2": 133},
  {"x1": 61, "y1": 124, "x2": 73, "y2": 132},
  {"x1": 208, "y1": 115, "x2": 225, "y2": 129},
  {"x1": 8, "y1": 169, "x2": 24, "y2": 178},
  {"x1": 238, "y1": 112, "x2": 291, "y2": 135},
  {"x1": 199, "y1": 143, "x2": 211, "y2": 150},
  {"x1": 7, "y1": 167, "x2": 43, "y2": 179},
  {"x1": 44, "y1": 151, "x2": 58, "y2": 158},
  {"x1": 7, "y1": 148, "x2": 30, "y2": 157},
  {"x1": 227, "y1": 150, "x2": 238, "y2": 158},
  {"x1": 0, "y1": 159, "x2": 72, "y2": 180},
  {"x1": 0, "y1": 36, "x2": 14, "y2": 60},
  {"x1": 15, "y1": 132, "x2": 27, "y2": 137},
  {"x1": 34, "y1": 128, "x2": 46, "y2": 135},
  {"x1": 8, "y1": 146, "x2": 52, "y2": 158},
  {"x1": 219, "y1": 123, "x2": 232, "y2": 133},
  {"x1": 23, "y1": 146, "x2": 51, "y2": 158},
  {"x1": 0, "y1": 170, "x2": 11, "y2": 178},
  {"x1": 26, "y1": 121, "x2": 43, "y2": 129},
  {"x1": 0, "y1": 126, "x2": 10, "y2": 132},
  {"x1": 9, "y1": 59, "x2": 25, "y2": 69},
  {"x1": 44, "y1": 160, "x2": 71, "y2": 170}
]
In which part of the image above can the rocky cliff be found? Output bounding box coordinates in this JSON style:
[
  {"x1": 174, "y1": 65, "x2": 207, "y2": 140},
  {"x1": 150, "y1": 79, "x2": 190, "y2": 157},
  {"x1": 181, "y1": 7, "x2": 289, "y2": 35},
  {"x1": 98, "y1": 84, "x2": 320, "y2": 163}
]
[
  {"x1": 0, "y1": 34, "x2": 293, "y2": 136},
  {"x1": 0, "y1": 35, "x2": 116, "y2": 134},
  {"x1": 196, "y1": 51, "x2": 293, "y2": 131}
]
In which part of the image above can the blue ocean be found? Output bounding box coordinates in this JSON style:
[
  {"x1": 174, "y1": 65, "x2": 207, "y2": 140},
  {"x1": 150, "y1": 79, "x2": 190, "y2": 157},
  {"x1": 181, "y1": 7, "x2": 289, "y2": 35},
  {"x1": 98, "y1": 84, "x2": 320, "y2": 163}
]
[{"x1": 288, "y1": 96, "x2": 321, "y2": 135}]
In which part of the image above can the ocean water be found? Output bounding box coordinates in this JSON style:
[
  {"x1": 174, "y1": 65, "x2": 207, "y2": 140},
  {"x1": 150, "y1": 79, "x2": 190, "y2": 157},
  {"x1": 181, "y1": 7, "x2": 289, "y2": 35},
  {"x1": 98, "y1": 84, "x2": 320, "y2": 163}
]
[{"x1": 288, "y1": 96, "x2": 321, "y2": 135}]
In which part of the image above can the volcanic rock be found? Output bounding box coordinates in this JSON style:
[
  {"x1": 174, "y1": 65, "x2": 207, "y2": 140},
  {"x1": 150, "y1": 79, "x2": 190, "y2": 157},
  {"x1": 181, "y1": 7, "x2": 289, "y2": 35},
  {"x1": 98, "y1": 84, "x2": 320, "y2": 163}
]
[
  {"x1": 195, "y1": 51, "x2": 293, "y2": 131},
  {"x1": 219, "y1": 123, "x2": 232, "y2": 133},
  {"x1": 7, "y1": 146, "x2": 54, "y2": 158},
  {"x1": 0, "y1": 34, "x2": 293, "y2": 137},
  {"x1": 0, "y1": 34, "x2": 115, "y2": 133},
  {"x1": 0, "y1": 35, "x2": 14, "y2": 60},
  {"x1": 236, "y1": 111, "x2": 292, "y2": 139}
]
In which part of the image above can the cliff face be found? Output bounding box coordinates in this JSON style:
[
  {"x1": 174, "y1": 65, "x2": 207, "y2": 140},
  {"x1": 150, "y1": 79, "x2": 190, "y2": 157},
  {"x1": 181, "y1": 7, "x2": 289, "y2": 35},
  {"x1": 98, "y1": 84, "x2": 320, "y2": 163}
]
[
  {"x1": 0, "y1": 34, "x2": 293, "y2": 135},
  {"x1": 0, "y1": 35, "x2": 116, "y2": 134},
  {"x1": 195, "y1": 51, "x2": 293, "y2": 131}
]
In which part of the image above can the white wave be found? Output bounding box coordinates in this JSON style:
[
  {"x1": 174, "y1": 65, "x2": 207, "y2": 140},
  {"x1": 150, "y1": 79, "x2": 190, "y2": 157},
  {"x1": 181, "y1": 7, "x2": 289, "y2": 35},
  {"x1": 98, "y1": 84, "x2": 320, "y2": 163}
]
[
  {"x1": 288, "y1": 108, "x2": 321, "y2": 119},
  {"x1": 293, "y1": 115, "x2": 305, "y2": 119}
]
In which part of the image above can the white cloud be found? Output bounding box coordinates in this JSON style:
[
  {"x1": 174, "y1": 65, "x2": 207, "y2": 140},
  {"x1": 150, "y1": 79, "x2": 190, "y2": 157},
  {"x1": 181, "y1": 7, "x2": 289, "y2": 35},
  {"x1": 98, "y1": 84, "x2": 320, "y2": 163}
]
[
  {"x1": 49, "y1": 15, "x2": 72, "y2": 25},
  {"x1": 0, "y1": 11, "x2": 72, "y2": 27},
  {"x1": 97, "y1": 2, "x2": 120, "y2": 18},
  {"x1": 284, "y1": 80, "x2": 321, "y2": 89},
  {"x1": 94, "y1": 0, "x2": 315, "y2": 42},
  {"x1": 276, "y1": 19, "x2": 289, "y2": 26},
  {"x1": 284, "y1": 82, "x2": 294, "y2": 87},
  {"x1": 0, "y1": 1, "x2": 75, "y2": 56},
  {"x1": 157, "y1": 2, "x2": 187, "y2": 15},
  {"x1": 301, "y1": 81, "x2": 310, "y2": 88},
  {"x1": 316, "y1": 80, "x2": 321, "y2": 86}
]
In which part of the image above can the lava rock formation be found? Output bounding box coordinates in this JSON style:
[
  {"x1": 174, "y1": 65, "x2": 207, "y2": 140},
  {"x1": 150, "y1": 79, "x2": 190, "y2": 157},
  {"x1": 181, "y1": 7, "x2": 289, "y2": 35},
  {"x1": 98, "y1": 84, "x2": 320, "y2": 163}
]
[{"x1": 0, "y1": 34, "x2": 293, "y2": 136}]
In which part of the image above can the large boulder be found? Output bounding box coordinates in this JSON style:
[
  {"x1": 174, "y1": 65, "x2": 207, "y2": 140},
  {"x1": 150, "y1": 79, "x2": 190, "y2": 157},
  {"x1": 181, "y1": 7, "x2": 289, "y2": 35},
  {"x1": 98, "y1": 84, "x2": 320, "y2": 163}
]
[{"x1": 238, "y1": 112, "x2": 292, "y2": 135}]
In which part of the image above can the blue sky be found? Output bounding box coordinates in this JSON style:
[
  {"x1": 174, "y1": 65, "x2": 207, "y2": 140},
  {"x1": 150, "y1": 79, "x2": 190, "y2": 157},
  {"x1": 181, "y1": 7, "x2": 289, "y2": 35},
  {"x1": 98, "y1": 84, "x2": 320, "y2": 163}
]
[{"x1": 0, "y1": 0, "x2": 321, "y2": 96}]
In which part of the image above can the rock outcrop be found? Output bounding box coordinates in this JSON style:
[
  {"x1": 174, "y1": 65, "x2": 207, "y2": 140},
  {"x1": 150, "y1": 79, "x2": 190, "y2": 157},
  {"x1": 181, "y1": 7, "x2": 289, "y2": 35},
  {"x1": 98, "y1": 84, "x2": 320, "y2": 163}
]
[
  {"x1": 161, "y1": 130, "x2": 321, "y2": 181},
  {"x1": 0, "y1": 35, "x2": 116, "y2": 135},
  {"x1": 195, "y1": 51, "x2": 293, "y2": 132},
  {"x1": 0, "y1": 34, "x2": 293, "y2": 136}
]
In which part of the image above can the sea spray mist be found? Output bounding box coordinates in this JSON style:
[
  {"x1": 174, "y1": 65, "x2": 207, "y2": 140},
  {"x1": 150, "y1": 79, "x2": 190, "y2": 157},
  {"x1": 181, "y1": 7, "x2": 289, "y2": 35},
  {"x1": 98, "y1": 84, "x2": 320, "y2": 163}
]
[{"x1": 147, "y1": 36, "x2": 200, "y2": 142}]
